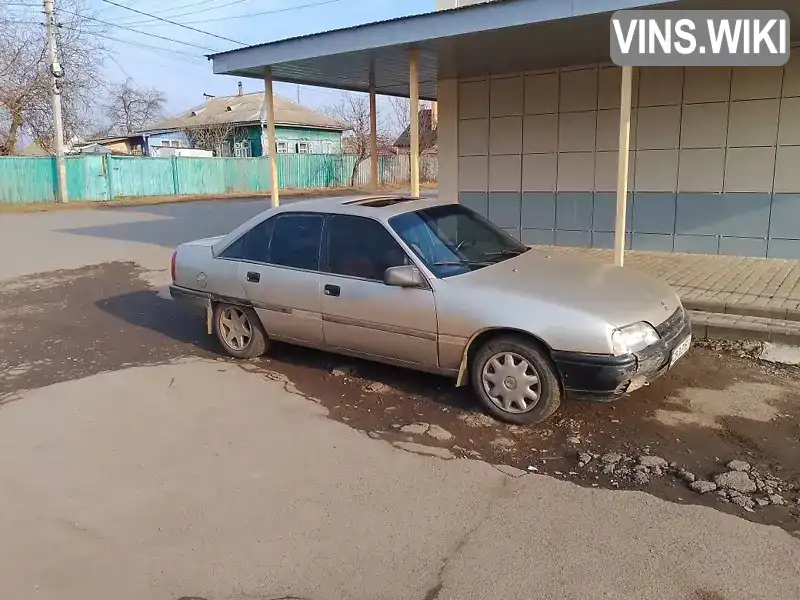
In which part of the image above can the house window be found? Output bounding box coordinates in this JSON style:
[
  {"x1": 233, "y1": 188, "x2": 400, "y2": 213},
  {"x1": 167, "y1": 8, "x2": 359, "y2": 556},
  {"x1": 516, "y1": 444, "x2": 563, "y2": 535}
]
[
  {"x1": 297, "y1": 141, "x2": 310, "y2": 154},
  {"x1": 233, "y1": 140, "x2": 252, "y2": 158},
  {"x1": 276, "y1": 141, "x2": 289, "y2": 154},
  {"x1": 169, "y1": 140, "x2": 181, "y2": 148}
]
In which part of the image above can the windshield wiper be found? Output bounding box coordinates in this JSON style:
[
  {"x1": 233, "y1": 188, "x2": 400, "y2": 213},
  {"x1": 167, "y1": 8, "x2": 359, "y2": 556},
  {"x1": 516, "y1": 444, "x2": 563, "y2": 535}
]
[
  {"x1": 483, "y1": 248, "x2": 530, "y2": 258},
  {"x1": 432, "y1": 259, "x2": 492, "y2": 267}
]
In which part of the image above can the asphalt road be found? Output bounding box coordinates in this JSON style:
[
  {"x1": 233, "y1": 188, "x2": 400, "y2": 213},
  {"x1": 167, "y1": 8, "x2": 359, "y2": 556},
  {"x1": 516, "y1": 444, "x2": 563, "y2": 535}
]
[{"x1": 0, "y1": 197, "x2": 799, "y2": 600}]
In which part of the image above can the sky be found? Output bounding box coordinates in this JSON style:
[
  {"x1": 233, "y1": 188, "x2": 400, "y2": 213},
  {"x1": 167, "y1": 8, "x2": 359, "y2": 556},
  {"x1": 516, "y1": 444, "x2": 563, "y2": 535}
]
[{"x1": 8, "y1": 0, "x2": 436, "y2": 124}]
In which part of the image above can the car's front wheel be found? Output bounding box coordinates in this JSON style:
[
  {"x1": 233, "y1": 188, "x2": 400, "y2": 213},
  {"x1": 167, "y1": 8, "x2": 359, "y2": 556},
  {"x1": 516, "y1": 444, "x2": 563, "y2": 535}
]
[
  {"x1": 471, "y1": 336, "x2": 562, "y2": 425},
  {"x1": 213, "y1": 303, "x2": 267, "y2": 359}
]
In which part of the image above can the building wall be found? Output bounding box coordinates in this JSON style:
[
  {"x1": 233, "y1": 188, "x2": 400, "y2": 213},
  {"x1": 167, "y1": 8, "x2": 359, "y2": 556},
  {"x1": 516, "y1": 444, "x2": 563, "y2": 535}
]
[
  {"x1": 448, "y1": 54, "x2": 800, "y2": 259},
  {"x1": 246, "y1": 125, "x2": 343, "y2": 157},
  {"x1": 275, "y1": 126, "x2": 344, "y2": 154},
  {"x1": 104, "y1": 140, "x2": 132, "y2": 155},
  {"x1": 146, "y1": 131, "x2": 190, "y2": 156}
]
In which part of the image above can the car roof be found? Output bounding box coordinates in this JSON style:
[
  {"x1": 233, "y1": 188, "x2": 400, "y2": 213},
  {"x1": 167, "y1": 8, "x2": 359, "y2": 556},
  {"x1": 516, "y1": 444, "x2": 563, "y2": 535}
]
[
  {"x1": 274, "y1": 195, "x2": 450, "y2": 220},
  {"x1": 211, "y1": 195, "x2": 451, "y2": 255}
]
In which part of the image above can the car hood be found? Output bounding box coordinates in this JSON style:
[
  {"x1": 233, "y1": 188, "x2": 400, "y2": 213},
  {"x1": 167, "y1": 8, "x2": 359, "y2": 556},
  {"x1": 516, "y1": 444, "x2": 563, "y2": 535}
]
[{"x1": 458, "y1": 250, "x2": 681, "y2": 329}]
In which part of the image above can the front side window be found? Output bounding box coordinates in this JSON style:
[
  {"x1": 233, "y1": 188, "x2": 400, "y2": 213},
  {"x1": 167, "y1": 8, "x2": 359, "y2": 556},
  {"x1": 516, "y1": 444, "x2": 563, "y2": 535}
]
[
  {"x1": 389, "y1": 204, "x2": 528, "y2": 278},
  {"x1": 325, "y1": 215, "x2": 410, "y2": 281}
]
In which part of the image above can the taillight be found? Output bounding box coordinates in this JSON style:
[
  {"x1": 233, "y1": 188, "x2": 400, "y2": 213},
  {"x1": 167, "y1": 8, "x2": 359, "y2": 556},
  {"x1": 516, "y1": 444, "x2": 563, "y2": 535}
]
[{"x1": 170, "y1": 251, "x2": 177, "y2": 282}]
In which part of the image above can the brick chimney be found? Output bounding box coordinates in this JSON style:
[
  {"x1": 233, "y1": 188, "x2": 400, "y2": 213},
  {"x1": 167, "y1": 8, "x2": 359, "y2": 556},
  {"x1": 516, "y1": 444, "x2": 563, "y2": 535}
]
[{"x1": 237, "y1": 81, "x2": 243, "y2": 96}]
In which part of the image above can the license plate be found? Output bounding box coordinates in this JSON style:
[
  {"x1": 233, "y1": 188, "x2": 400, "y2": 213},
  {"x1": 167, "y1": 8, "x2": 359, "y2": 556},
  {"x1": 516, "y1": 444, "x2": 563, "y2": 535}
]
[{"x1": 670, "y1": 335, "x2": 692, "y2": 368}]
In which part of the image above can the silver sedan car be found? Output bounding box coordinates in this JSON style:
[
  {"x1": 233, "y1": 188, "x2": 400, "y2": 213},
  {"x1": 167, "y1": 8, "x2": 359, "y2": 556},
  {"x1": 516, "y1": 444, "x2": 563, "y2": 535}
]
[{"x1": 169, "y1": 196, "x2": 691, "y2": 424}]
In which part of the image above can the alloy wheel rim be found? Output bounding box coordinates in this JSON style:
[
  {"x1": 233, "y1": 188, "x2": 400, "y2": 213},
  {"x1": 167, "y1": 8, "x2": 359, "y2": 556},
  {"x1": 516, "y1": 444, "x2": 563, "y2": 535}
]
[
  {"x1": 219, "y1": 307, "x2": 252, "y2": 351},
  {"x1": 481, "y1": 351, "x2": 541, "y2": 413}
]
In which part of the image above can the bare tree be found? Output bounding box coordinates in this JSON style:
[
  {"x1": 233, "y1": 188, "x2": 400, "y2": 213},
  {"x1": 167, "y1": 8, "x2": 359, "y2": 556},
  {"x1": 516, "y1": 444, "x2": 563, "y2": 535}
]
[
  {"x1": 388, "y1": 97, "x2": 411, "y2": 144},
  {"x1": 101, "y1": 78, "x2": 165, "y2": 135},
  {"x1": 0, "y1": 0, "x2": 108, "y2": 154},
  {"x1": 184, "y1": 124, "x2": 241, "y2": 156},
  {"x1": 325, "y1": 93, "x2": 392, "y2": 187},
  {"x1": 388, "y1": 98, "x2": 437, "y2": 181}
]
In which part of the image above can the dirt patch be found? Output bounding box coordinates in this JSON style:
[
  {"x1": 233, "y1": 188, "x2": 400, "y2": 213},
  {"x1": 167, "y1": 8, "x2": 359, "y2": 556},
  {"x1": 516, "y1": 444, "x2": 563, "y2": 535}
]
[
  {"x1": 1, "y1": 261, "x2": 799, "y2": 533},
  {"x1": 253, "y1": 340, "x2": 800, "y2": 533},
  {"x1": 0, "y1": 262, "x2": 217, "y2": 395}
]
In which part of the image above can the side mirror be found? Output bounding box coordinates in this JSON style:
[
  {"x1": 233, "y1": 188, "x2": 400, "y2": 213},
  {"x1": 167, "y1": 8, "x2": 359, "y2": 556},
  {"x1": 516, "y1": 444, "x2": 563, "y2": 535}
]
[{"x1": 384, "y1": 265, "x2": 426, "y2": 288}]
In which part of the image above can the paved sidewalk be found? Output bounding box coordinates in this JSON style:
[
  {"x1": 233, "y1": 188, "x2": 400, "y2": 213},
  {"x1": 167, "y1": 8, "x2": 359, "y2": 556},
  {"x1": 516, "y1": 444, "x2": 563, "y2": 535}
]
[{"x1": 539, "y1": 246, "x2": 800, "y2": 321}]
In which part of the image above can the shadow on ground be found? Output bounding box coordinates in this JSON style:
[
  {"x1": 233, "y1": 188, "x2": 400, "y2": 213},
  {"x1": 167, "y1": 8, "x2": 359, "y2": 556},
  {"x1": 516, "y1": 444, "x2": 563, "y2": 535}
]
[
  {"x1": 58, "y1": 199, "x2": 273, "y2": 248},
  {"x1": 96, "y1": 287, "x2": 476, "y2": 415},
  {"x1": 54, "y1": 190, "x2": 439, "y2": 249}
]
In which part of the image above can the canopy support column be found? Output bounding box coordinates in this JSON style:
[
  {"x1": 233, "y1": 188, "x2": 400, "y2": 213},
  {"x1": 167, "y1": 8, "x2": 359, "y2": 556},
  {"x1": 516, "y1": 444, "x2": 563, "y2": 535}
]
[
  {"x1": 614, "y1": 65, "x2": 633, "y2": 267},
  {"x1": 264, "y1": 67, "x2": 280, "y2": 207},
  {"x1": 409, "y1": 47, "x2": 421, "y2": 198},
  {"x1": 369, "y1": 66, "x2": 379, "y2": 193}
]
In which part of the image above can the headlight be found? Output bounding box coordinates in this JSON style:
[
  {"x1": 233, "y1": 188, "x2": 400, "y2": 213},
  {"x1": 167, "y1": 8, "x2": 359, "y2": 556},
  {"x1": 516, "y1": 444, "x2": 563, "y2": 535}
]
[{"x1": 611, "y1": 322, "x2": 659, "y2": 355}]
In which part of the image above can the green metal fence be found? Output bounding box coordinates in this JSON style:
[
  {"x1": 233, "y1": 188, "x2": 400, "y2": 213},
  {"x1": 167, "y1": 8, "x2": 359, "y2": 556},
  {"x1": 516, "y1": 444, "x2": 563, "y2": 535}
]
[
  {"x1": 107, "y1": 156, "x2": 175, "y2": 198},
  {"x1": 0, "y1": 153, "x2": 436, "y2": 205},
  {"x1": 0, "y1": 157, "x2": 58, "y2": 204}
]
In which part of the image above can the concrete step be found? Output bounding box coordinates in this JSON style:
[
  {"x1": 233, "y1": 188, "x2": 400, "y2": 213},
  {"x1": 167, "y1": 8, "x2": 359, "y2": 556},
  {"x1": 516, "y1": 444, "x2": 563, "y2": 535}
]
[
  {"x1": 683, "y1": 299, "x2": 800, "y2": 323},
  {"x1": 688, "y1": 310, "x2": 800, "y2": 345}
]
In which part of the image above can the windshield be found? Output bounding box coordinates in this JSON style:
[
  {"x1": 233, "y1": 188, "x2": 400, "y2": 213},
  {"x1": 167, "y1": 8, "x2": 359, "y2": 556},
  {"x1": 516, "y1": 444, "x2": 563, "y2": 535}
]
[{"x1": 389, "y1": 204, "x2": 529, "y2": 278}]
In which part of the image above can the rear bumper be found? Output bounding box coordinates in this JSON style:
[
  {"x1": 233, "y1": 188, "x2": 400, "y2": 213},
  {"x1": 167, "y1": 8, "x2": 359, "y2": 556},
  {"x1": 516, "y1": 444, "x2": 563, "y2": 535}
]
[
  {"x1": 552, "y1": 318, "x2": 692, "y2": 401},
  {"x1": 169, "y1": 284, "x2": 210, "y2": 315}
]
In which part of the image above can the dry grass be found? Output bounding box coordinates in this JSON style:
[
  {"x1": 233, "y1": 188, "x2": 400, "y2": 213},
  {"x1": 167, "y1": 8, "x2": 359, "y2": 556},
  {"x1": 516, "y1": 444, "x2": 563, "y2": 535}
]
[{"x1": 0, "y1": 182, "x2": 439, "y2": 214}]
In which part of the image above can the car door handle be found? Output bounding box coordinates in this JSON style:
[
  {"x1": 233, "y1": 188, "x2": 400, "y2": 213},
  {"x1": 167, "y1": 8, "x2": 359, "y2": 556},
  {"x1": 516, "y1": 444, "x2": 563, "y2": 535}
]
[
  {"x1": 324, "y1": 284, "x2": 340, "y2": 297},
  {"x1": 246, "y1": 271, "x2": 260, "y2": 283}
]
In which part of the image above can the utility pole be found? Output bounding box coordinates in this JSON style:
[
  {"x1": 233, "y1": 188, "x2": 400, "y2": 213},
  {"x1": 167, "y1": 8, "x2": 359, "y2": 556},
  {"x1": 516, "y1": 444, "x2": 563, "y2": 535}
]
[{"x1": 43, "y1": 0, "x2": 68, "y2": 203}]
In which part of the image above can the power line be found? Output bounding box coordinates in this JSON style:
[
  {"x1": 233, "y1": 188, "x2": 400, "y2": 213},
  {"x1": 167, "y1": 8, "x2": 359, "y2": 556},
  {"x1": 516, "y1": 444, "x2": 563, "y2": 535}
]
[
  {"x1": 125, "y1": 0, "x2": 344, "y2": 27},
  {"x1": 97, "y1": 0, "x2": 245, "y2": 46},
  {"x1": 119, "y1": 0, "x2": 251, "y2": 25},
  {"x1": 3, "y1": 15, "x2": 209, "y2": 64},
  {"x1": 55, "y1": 7, "x2": 220, "y2": 52},
  {"x1": 93, "y1": 32, "x2": 207, "y2": 64},
  {"x1": 107, "y1": 52, "x2": 131, "y2": 79}
]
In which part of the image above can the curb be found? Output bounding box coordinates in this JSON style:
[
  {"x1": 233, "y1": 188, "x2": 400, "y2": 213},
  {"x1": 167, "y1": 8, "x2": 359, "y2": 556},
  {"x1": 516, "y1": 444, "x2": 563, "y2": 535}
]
[
  {"x1": 683, "y1": 299, "x2": 800, "y2": 324},
  {"x1": 688, "y1": 310, "x2": 800, "y2": 345}
]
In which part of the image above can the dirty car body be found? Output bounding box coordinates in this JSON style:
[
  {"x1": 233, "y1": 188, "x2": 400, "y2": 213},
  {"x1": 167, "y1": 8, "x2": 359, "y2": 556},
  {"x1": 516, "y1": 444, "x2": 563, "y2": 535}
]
[{"x1": 170, "y1": 196, "x2": 691, "y2": 424}]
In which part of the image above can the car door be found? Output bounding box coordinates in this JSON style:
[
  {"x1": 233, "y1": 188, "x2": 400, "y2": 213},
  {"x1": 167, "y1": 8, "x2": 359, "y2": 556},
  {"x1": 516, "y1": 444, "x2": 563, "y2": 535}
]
[
  {"x1": 235, "y1": 212, "x2": 325, "y2": 346},
  {"x1": 320, "y1": 214, "x2": 438, "y2": 368}
]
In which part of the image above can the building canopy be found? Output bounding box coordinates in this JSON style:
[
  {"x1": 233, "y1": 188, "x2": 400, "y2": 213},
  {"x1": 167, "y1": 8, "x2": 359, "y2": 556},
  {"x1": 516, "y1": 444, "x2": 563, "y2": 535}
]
[{"x1": 210, "y1": 0, "x2": 800, "y2": 100}]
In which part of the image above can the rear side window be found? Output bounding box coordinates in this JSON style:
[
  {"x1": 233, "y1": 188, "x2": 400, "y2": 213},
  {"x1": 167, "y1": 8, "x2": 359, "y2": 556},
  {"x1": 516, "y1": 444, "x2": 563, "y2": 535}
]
[
  {"x1": 219, "y1": 217, "x2": 275, "y2": 262},
  {"x1": 269, "y1": 214, "x2": 324, "y2": 270}
]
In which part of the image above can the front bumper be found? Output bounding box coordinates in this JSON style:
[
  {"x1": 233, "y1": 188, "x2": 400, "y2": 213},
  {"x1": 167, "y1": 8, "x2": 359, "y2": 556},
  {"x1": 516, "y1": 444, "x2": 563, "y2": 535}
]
[{"x1": 552, "y1": 307, "x2": 692, "y2": 401}]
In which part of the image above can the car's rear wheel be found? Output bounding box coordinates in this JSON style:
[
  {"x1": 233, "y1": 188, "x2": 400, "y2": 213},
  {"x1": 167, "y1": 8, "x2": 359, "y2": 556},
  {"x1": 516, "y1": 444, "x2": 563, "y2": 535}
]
[
  {"x1": 470, "y1": 336, "x2": 562, "y2": 425},
  {"x1": 213, "y1": 303, "x2": 267, "y2": 359}
]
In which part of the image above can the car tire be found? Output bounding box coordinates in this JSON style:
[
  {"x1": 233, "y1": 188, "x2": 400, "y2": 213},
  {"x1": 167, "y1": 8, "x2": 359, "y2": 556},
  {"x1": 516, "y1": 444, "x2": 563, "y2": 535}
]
[
  {"x1": 213, "y1": 303, "x2": 268, "y2": 359},
  {"x1": 470, "y1": 336, "x2": 562, "y2": 425}
]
